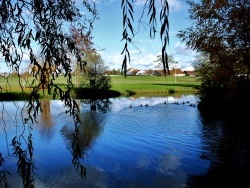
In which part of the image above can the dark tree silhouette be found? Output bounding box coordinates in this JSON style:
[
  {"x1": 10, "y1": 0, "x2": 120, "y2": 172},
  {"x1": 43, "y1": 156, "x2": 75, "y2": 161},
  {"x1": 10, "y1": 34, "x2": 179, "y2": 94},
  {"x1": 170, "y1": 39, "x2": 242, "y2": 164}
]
[{"x1": 177, "y1": 0, "x2": 250, "y2": 109}]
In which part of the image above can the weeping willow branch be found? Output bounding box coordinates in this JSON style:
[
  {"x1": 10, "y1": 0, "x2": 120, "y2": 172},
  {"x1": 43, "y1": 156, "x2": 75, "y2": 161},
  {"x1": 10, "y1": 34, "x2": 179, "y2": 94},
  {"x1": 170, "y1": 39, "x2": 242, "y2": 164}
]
[
  {"x1": 11, "y1": 133, "x2": 35, "y2": 188},
  {"x1": 0, "y1": 152, "x2": 11, "y2": 188},
  {"x1": 121, "y1": 0, "x2": 136, "y2": 77},
  {"x1": 0, "y1": 0, "x2": 98, "y2": 119},
  {"x1": 1, "y1": 2, "x2": 97, "y2": 186},
  {"x1": 160, "y1": 0, "x2": 170, "y2": 75},
  {"x1": 120, "y1": 0, "x2": 170, "y2": 76}
]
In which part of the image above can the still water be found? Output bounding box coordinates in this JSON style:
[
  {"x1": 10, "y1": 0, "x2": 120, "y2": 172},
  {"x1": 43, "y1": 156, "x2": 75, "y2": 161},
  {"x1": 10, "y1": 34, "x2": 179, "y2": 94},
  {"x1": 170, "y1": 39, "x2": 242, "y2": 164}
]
[{"x1": 0, "y1": 95, "x2": 249, "y2": 188}]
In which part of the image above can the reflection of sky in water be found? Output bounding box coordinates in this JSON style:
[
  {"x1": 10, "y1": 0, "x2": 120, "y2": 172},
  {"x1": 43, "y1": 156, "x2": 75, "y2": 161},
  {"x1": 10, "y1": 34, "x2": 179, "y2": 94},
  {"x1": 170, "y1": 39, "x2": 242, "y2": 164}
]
[
  {"x1": 0, "y1": 95, "x2": 211, "y2": 188},
  {"x1": 76, "y1": 94, "x2": 208, "y2": 187},
  {"x1": 108, "y1": 94, "x2": 198, "y2": 112}
]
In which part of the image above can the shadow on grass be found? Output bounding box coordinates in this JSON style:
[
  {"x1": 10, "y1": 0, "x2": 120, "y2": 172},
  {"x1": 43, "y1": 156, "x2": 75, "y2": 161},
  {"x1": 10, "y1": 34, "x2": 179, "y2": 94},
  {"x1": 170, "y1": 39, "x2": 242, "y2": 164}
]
[
  {"x1": 123, "y1": 89, "x2": 178, "y2": 96},
  {"x1": 153, "y1": 83, "x2": 200, "y2": 88},
  {"x1": 73, "y1": 88, "x2": 121, "y2": 99},
  {"x1": 0, "y1": 92, "x2": 30, "y2": 101},
  {"x1": 125, "y1": 90, "x2": 136, "y2": 96}
]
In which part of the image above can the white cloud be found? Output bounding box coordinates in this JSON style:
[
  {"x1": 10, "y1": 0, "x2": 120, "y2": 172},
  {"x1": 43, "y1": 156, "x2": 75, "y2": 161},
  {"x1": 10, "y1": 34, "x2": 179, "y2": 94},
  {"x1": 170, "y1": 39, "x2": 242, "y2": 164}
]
[
  {"x1": 134, "y1": 0, "x2": 184, "y2": 12},
  {"x1": 130, "y1": 53, "x2": 157, "y2": 69},
  {"x1": 104, "y1": 52, "x2": 123, "y2": 69},
  {"x1": 167, "y1": 42, "x2": 197, "y2": 71},
  {"x1": 173, "y1": 41, "x2": 194, "y2": 56},
  {"x1": 104, "y1": 50, "x2": 158, "y2": 70},
  {"x1": 103, "y1": 44, "x2": 195, "y2": 71},
  {"x1": 134, "y1": 0, "x2": 146, "y2": 6},
  {"x1": 168, "y1": 0, "x2": 183, "y2": 12},
  {"x1": 105, "y1": 0, "x2": 115, "y2": 4},
  {"x1": 177, "y1": 59, "x2": 194, "y2": 71}
]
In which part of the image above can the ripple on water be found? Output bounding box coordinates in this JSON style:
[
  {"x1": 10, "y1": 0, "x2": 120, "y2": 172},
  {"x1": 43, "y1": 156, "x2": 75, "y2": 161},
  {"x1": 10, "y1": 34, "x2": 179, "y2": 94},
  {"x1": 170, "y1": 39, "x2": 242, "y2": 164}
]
[
  {"x1": 1, "y1": 96, "x2": 213, "y2": 188},
  {"x1": 83, "y1": 100, "x2": 208, "y2": 183}
]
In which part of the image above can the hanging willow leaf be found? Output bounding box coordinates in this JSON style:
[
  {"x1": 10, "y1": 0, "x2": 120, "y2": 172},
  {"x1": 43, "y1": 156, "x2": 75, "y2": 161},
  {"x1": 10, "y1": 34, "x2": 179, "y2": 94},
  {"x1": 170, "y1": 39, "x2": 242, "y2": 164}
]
[
  {"x1": 148, "y1": 1, "x2": 153, "y2": 16},
  {"x1": 121, "y1": 0, "x2": 125, "y2": 7},
  {"x1": 127, "y1": 18, "x2": 134, "y2": 35},
  {"x1": 121, "y1": 54, "x2": 127, "y2": 76},
  {"x1": 128, "y1": 9, "x2": 134, "y2": 21},
  {"x1": 18, "y1": 35, "x2": 23, "y2": 46},
  {"x1": 120, "y1": 0, "x2": 135, "y2": 76},
  {"x1": 123, "y1": 14, "x2": 127, "y2": 27},
  {"x1": 127, "y1": 1, "x2": 133, "y2": 13},
  {"x1": 121, "y1": 42, "x2": 128, "y2": 54},
  {"x1": 160, "y1": 17, "x2": 167, "y2": 39},
  {"x1": 35, "y1": 31, "x2": 41, "y2": 41}
]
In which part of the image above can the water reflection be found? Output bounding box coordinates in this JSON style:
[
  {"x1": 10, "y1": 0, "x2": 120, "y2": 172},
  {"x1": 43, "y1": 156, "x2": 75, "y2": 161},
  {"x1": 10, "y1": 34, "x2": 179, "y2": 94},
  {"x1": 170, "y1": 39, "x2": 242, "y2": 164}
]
[
  {"x1": 79, "y1": 98, "x2": 112, "y2": 113},
  {"x1": 184, "y1": 109, "x2": 250, "y2": 187},
  {"x1": 0, "y1": 95, "x2": 249, "y2": 187},
  {"x1": 0, "y1": 101, "x2": 35, "y2": 187},
  {"x1": 60, "y1": 100, "x2": 109, "y2": 178},
  {"x1": 35, "y1": 100, "x2": 55, "y2": 140}
]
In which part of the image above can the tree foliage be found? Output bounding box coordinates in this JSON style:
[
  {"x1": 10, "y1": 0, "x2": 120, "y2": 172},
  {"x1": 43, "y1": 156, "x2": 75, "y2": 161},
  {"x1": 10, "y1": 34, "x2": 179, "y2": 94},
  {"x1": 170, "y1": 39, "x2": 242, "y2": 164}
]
[
  {"x1": 80, "y1": 52, "x2": 111, "y2": 90},
  {"x1": 178, "y1": 0, "x2": 250, "y2": 104},
  {"x1": 154, "y1": 53, "x2": 178, "y2": 71},
  {"x1": 68, "y1": 26, "x2": 94, "y2": 86},
  {"x1": 0, "y1": 0, "x2": 99, "y2": 124}
]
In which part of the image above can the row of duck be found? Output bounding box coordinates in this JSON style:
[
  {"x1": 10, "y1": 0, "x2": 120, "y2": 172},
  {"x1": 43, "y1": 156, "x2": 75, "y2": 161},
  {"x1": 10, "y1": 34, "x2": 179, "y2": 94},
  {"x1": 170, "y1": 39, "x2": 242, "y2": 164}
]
[{"x1": 129, "y1": 100, "x2": 196, "y2": 108}]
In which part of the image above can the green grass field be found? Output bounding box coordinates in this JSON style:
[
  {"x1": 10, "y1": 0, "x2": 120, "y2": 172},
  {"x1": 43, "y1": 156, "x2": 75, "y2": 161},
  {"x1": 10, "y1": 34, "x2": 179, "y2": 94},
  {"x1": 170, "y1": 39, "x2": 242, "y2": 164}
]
[
  {"x1": 0, "y1": 75, "x2": 201, "y2": 99},
  {"x1": 110, "y1": 75, "x2": 200, "y2": 96}
]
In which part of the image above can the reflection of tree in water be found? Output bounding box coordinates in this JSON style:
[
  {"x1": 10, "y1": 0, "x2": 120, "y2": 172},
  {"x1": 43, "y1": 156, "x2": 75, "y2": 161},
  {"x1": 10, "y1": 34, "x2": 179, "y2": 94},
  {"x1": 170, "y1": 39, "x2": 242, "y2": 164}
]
[
  {"x1": 61, "y1": 99, "x2": 110, "y2": 178},
  {"x1": 61, "y1": 112, "x2": 103, "y2": 154},
  {"x1": 34, "y1": 100, "x2": 55, "y2": 140},
  {"x1": 184, "y1": 111, "x2": 250, "y2": 188},
  {"x1": 81, "y1": 98, "x2": 112, "y2": 113}
]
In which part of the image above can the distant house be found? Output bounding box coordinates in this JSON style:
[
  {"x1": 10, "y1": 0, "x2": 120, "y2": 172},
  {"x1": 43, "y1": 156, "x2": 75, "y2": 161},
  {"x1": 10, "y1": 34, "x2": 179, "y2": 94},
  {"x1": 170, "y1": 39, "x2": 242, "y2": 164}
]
[
  {"x1": 0, "y1": 72, "x2": 10, "y2": 77},
  {"x1": 169, "y1": 68, "x2": 185, "y2": 76},
  {"x1": 151, "y1": 70, "x2": 165, "y2": 76},
  {"x1": 127, "y1": 68, "x2": 139, "y2": 76},
  {"x1": 183, "y1": 70, "x2": 196, "y2": 77},
  {"x1": 136, "y1": 70, "x2": 149, "y2": 76},
  {"x1": 151, "y1": 70, "x2": 162, "y2": 76},
  {"x1": 111, "y1": 67, "x2": 193, "y2": 77},
  {"x1": 104, "y1": 70, "x2": 112, "y2": 75}
]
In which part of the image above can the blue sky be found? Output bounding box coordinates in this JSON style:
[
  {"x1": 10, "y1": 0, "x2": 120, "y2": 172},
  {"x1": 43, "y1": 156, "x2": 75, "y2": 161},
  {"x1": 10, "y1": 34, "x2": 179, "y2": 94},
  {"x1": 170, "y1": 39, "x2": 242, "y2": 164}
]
[
  {"x1": 87, "y1": 0, "x2": 196, "y2": 71},
  {"x1": 0, "y1": 0, "x2": 196, "y2": 73}
]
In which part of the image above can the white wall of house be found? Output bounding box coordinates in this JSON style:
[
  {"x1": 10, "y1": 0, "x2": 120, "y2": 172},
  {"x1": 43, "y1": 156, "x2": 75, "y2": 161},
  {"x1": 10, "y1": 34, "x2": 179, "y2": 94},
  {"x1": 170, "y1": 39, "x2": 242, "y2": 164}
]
[
  {"x1": 136, "y1": 70, "x2": 147, "y2": 76},
  {"x1": 173, "y1": 73, "x2": 185, "y2": 77}
]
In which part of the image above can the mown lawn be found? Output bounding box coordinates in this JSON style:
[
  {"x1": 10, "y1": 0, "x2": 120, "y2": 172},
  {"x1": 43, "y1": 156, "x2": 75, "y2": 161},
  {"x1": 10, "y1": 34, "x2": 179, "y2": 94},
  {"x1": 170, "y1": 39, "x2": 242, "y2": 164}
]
[
  {"x1": 110, "y1": 75, "x2": 201, "y2": 96},
  {"x1": 0, "y1": 75, "x2": 201, "y2": 99}
]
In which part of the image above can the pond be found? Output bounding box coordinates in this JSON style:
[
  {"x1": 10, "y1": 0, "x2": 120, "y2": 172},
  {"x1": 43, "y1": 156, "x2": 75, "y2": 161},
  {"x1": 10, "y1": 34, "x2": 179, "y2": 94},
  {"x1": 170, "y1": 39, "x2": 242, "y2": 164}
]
[{"x1": 0, "y1": 94, "x2": 249, "y2": 188}]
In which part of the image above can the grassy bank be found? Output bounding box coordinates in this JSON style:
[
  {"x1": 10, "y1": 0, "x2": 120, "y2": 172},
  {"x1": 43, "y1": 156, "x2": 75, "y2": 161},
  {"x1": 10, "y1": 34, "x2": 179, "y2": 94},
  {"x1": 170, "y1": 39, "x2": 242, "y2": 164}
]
[{"x1": 0, "y1": 75, "x2": 201, "y2": 100}]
